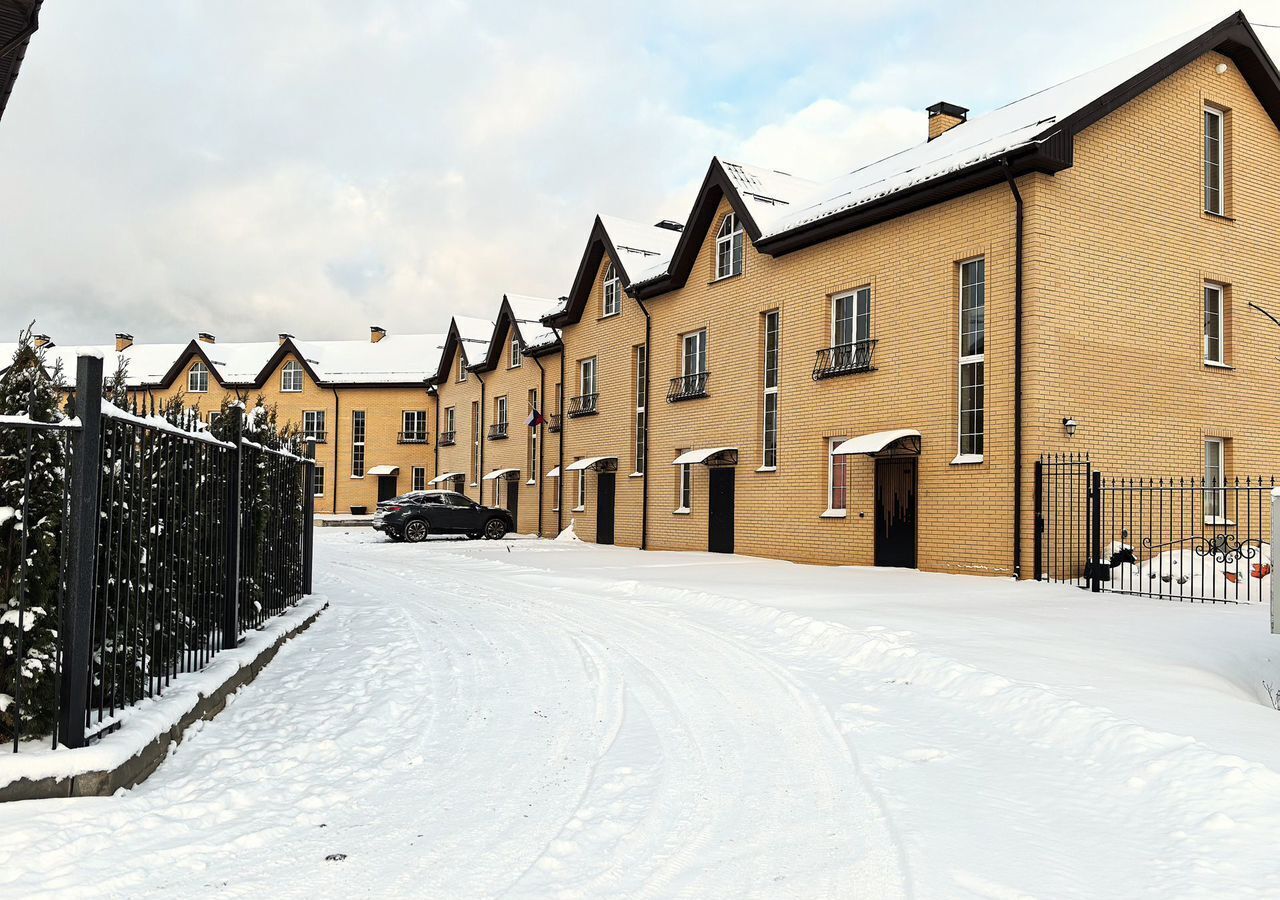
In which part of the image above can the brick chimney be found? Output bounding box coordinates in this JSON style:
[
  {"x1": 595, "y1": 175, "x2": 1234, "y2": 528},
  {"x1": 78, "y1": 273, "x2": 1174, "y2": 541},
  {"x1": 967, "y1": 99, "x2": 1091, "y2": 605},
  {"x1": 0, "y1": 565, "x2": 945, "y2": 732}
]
[
  {"x1": 370, "y1": 325, "x2": 386, "y2": 343},
  {"x1": 198, "y1": 332, "x2": 216, "y2": 344},
  {"x1": 278, "y1": 332, "x2": 294, "y2": 345},
  {"x1": 33, "y1": 333, "x2": 52, "y2": 348},
  {"x1": 115, "y1": 333, "x2": 134, "y2": 352},
  {"x1": 927, "y1": 101, "x2": 968, "y2": 141}
]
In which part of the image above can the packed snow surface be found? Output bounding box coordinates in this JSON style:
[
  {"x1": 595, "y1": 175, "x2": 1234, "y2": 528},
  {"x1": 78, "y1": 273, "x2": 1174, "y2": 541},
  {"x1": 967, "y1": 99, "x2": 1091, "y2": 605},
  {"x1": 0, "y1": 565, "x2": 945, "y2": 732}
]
[{"x1": 4, "y1": 530, "x2": 1280, "y2": 897}]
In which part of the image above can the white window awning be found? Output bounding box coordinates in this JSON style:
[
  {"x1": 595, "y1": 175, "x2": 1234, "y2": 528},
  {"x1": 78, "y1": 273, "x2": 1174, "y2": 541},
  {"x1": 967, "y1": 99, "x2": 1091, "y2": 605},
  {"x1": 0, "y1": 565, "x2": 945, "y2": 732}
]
[
  {"x1": 831, "y1": 429, "x2": 922, "y2": 457},
  {"x1": 546, "y1": 466, "x2": 561, "y2": 478},
  {"x1": 672, "y1": 446, "x2": 738, "y2": 467},
  {"x1": 483, "y1": 467, "x2": 520, "y2": 481},
  {"x1": 367, "y1": 465, "x2": 400, "y2": 476},
  {"x1": 566, "y1": 455, "x2": 618, "y2": 472},
  {"x1": 428, "y1": 471, "x2": 464, "y2": 484}
]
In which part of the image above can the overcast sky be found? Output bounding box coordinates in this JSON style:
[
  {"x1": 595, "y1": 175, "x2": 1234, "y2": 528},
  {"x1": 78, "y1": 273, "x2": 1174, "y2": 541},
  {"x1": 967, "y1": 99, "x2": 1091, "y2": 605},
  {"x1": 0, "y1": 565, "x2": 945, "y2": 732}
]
[{"x1": 0, "y1": 1, "x2": 1276, "y2": 346}]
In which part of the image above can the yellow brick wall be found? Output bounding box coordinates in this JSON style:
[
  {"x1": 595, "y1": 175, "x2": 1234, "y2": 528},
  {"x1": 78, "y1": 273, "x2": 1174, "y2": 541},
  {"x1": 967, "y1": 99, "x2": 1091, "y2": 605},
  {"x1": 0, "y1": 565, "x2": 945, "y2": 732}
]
[{"x1": 433, "y1": 344, "x2": 486, "y2": 505}]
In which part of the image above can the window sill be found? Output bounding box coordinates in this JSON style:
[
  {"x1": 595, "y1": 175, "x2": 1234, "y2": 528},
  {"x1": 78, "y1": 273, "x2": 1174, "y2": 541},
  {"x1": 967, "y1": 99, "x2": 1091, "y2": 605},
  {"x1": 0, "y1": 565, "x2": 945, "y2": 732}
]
[
  {"x1": 951, "y1": 454, "x2": 984, "y2": 466},
  {"x1": 820, "y1": 509, "x2": 847, "y2": 519},
  {"x1": 598, "y1": 311, "x2": 621, "y2": 322},
  {"x1": 281, "y1": 389, "x2": 302, "y2": 394},
  {"x1": 629, "y1": 471, "x2": 644, "y2": 478},
  {"x1": 1204, "y1": 516, "x2": 1236, "y2": 526},
  {"x1": 673, "y1": 507, "x2": 691, "y2": 515},
  {"x1": 350, "y1": 476, "x2": 364, "y2": 480},
  {"x1": 526, "y1": 479, "x2": 536, "y2": 486},
  {"x1": 708, "y1": 272, "x2": 742, "y2": 286},
  {"x1": 1203, "y1": 210, "x2": 1235, "y2": 223},
  {"x1": 1204, "y1": 360, "x2": 1233, "y2": 370},
  {"x1": 756, "y1": 465, "x2": 777, "y2": 474}
]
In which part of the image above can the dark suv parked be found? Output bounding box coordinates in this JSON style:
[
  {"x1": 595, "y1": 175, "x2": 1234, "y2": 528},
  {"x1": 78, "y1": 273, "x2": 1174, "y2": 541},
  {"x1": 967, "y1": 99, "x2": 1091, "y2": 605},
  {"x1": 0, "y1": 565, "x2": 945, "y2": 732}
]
[{"x1": 373, "y1": 490, "x2": 514, "y2": 542}]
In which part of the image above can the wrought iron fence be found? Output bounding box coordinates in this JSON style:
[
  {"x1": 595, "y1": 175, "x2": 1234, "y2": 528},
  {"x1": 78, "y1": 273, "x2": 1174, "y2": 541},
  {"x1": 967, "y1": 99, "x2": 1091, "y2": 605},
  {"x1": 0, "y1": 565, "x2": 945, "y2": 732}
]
[
  {"x1": 812, "y1": 340, "x2": 877, "y2": 380},
  {"x1": 487, "y1": 422, "x2": 509, "y2": 440},
  {"x1": 1035, "y1": 452, "x2": 1275, "y2": 604},
  {"x1": 438, "y1": 430, "x2": 456, "y2": 446},
  {"x1": 397, "y1": 430, "x2": 428, "y2": 444},
  {"x1": 1, "y1": 355, "x2": 314, "y2": 751},
  {"x1": 667, "y1": 372, "x2": 709, "y2": 402},
  {"x1": 547, "y1": 413, "x2": 562, "y2": 433},
  {"x1": 567, "y1": 393, "x2": 598, "y2": 417}
]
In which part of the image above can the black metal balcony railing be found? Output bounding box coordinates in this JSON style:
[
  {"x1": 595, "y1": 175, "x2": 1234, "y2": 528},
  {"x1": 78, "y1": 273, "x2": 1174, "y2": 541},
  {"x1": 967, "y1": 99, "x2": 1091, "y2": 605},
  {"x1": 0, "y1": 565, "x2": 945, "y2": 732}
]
[
  {"x1": 438, "y1": 430, "x2": 457, "y2": 446},
  {"x1": 304, "y1": 431, "x2": 327, "y2": 444},
  {"x1": 398, "y1": 430, "x2": 429, "y2": 444},
  {"x1": 667, "y1": 371, "x2": 709, "y2": 403},
  {"x1": 488, "y1": 422, "x2": 509, "y2": 440},
  {"x1": 548, "y1": 413, "x2": 562, "y2": 433},
  {"x1": 812, "y1": 339, "x2": 877, "y2": 380},
  {"x1": 568, "y1": 393, "x2": 598, "y2": 418}
]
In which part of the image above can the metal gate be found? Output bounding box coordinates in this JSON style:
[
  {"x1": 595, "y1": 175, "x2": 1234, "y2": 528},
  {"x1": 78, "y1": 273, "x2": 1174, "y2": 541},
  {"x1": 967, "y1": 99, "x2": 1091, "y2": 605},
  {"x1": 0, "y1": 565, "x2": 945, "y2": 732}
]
[{"x1": 1034, "y1": 453, "x2": 1093, "y2": 588}]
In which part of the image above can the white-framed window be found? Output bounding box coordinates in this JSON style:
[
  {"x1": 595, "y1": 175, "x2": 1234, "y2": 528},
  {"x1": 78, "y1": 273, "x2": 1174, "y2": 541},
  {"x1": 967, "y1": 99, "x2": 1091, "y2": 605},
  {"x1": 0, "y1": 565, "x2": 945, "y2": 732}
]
[
  {"x1": 603, "y1": 263, "x2": 621, "y2": 317},
  {"x1": 678, "y1": 460, "x2": 692, "y2": 512},
  {"x1": 958, "y1": 258, "x2": 986, "y2": 459},
  {"x1": 682, "y1": 329, "x2": 708, "y2": 376},
  {"x1": 443, "y1": 406, "x2": 455, "y2": 438},
  {"x1": 281, "y1": 360, "x2": 303, "y2": 393},
  {"x1": 635, "y1": 345, "x2": 647, "y2": 475},
  {"x1": 495, "y1": 394, "x2": 508, "y2": 426},
  {"x1": 312, "y1": 466, "x2": 325, "y2": 497},
  {"x1": 471, "y1": 400, "x2": 481, "y2": 484},
  {"x1": 403, "y1": 410, "x2": 427, "y2": 441},
  {"x1": 303, "y1": 410, "x2": 326, "y2": 441},
  {"x1": 715, "y1": 213, "x2": 744, "y2": 279},
  {"x1": 833, "y1": 286, "x2": 871, "y2": 348},
  {"x1": 576, "y1": 469, "x2": 586, "y2": 510},
  {"x1": 1204, "y1": 282, "x2": 1225, "y2": 364},
  {"x1": 527, "y1": 389, "x2": 538, "y2": 482},
  {"x1": 580, "y1": 357, "x2": 597, "y2": 398},
  {"x1": 828, "y1": 438, "x2": 848, "y2": 512},
  {"x1": 1204, "y1": 106, "x2": 1224, "y2": 215},
  {"x1": 457, "y1": 353, "x2": 468, "y2": 382},
  {"x1": 412, "y1": 466, "x2": 427, "y2": 492},
  {"x1": 1205, "y1": 437, "x2": 1226, "y2": 519},
  {"x1": 510, "y1": 337, "x2": 523, "y2": 368},
  {"x1": 188, "y1": 361, "x2": 209, "y2": 394},
  {"x1": 762, "y1": 310, "x2": 779, "y2": 469},
  {"x1": 552, "y1": 468, "x2": 560, "y2": 512},
  {"x1": 351, "y1": 410, "x2": 366, "y2": 478}
]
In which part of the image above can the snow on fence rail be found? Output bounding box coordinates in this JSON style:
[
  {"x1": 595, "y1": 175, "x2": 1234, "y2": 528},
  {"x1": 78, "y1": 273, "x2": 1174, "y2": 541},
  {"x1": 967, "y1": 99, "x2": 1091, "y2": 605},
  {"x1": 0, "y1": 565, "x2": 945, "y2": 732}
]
[{"x1": 0, "y1": 355, "x2": 316, "y2": 751}]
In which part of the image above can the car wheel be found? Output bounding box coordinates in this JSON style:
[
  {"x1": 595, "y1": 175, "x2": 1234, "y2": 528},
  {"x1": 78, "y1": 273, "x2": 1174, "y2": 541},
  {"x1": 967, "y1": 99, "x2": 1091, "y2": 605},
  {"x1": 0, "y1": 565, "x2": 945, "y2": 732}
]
[
  {"x1": 483, "y1": 518, "x2": 508, "y2": 540},
  {"x1": 403, "y1": 519, "x2": 430, "y2": 543}
]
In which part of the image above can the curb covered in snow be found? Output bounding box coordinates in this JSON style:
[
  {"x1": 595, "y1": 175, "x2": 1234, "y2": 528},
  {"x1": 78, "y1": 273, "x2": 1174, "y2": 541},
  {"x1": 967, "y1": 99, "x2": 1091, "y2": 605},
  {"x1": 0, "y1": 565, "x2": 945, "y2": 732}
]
[{"x1": 0, "y1": 596, "x2": 329, "y2": 803}]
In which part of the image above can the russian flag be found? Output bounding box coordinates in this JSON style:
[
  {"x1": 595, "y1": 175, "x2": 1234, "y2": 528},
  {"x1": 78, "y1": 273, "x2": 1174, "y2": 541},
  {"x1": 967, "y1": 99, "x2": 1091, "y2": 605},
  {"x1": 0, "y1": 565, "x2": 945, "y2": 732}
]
[{"x1": 526, "y1": 408, "x2": 547, "y2": 428}]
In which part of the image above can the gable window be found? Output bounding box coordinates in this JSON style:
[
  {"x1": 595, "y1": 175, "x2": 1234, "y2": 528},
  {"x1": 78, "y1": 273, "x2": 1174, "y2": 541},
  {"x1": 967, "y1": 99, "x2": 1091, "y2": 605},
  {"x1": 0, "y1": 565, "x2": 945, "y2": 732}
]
[
  {"x1": 351, "y1": 410, "x2": 366, "y2": 478},
  {"x1": 1204, "y1": 282, "x2": 1225, "y2": 365},
  {"x1": 828, "y1": 438, "x2": 848, "y2": 513},
  {"x1": 603, "y1": 263, "x2": 621, "y2": 317},
  {"x1": 634, "y1": 345, "x2": 647, "y2": 475},
  {"x1": 402, "y1": 410, "x2": 427, "y2": 443},
  {"x1": 1204, "y1": 437, "x2": 1226, "y2": 520},
  {"x1": 715, "y1": 213, "x2": 744, "y2": 279},
  {"x1": 958, "y1": 258, "x2": 985, "y2": 460},
  {"x1": 762, "y1": 310, "x2": 779, "y2": 469},
  {"x1": 312, "y1": 466, "x2": 325, "y2": 498},
  {"x1": 188, "y1": 362, "x2": 209, "y2": 394},
  {"x1": 1204, "y1": 106, "x2": 1225, "y2": 216},
  {"x1": 510, "y1": 337, "x2": 522, "y2": 368},
  {"x1": 457, "y1": 353, "x2": 468, "y2": 382},
  {"x1": 303, "y1": 410, "x2": 326, "y2": 443},
  {"x1": 412, "y1": 466, "x2": 427, "y2": 492},
  {"x1": 281, "y1": 360, "x2": 303, "y2": 393}
]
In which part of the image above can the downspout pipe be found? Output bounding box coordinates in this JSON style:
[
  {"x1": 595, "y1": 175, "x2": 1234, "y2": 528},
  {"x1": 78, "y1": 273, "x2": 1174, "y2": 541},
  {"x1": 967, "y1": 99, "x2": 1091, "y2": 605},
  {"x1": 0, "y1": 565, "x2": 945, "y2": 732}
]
[
  {"x1": 473, "y1": 365, "x2": 486, "y2": 505},
  {"x1": 556, "y1": 325, "x2": 565, "y2": 535},
  {"x1": 1001, "y1": 158, "x2": 1025, "y2": 580},
  {"x1": 427, "y1": 380, "x2": 439, "y2": 484},
  {"x1": 329, "y1": 385, "x2": 341, "y2": 515},
  {"x1": 633, "y1": 293, "x2": 653, "y2": 551},
  {"x1": 528, "y1": 345, "x2": 547, "y2": 537}
]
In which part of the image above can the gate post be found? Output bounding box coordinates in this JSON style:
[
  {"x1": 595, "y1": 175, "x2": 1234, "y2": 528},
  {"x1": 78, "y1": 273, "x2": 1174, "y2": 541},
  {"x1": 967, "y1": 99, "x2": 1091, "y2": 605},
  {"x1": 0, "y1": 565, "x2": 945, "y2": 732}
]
[
  {"x1": 222, "y1": 404, "x2": 243, "y2": 649},
  {"x1": 302, "y1": 438, "x2": 315, "y2": 595},
  {"x1": 59, "y1": 355, "x2": 103, "y2": 748},
  {"x1": 1033, "y1": 458, "x2": 1044, "y2": 581},
  {"x1": 1272, "y1": 489, "x2": 1280, "y2": 633},
  {"x1": 1090, "y1": 469, "x2": 1103, "y2": 593}
]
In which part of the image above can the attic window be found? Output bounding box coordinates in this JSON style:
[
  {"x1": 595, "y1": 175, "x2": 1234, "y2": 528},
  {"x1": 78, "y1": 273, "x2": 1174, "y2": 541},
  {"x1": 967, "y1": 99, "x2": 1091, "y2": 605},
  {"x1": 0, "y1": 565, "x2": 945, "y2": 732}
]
[
  {"x1": 715, "y1": 213, "x2": 743, "y2": 280},
  {"x1": 510, "y1": 337, "x2": 523, "y2": 368},
  {"x1": 281, "y1": 360, "x2": 303, "y2": 393},
  {"x1": 603, "y1": 263, "x2": 621, "y2": 317},
  {"x1": 457, "y1": 353, "x2": 468, "y2": 382},
  {"x1": 188, "y1": 361, "x2": 209, "y2": 394}
]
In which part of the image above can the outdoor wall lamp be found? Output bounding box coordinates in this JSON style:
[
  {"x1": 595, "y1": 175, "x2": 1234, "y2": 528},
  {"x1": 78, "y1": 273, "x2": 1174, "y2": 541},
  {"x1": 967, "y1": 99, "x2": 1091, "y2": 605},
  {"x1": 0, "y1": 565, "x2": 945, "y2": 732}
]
[{"x1": 1062, "y1": 417, "x2": 1078, "y2": 437}]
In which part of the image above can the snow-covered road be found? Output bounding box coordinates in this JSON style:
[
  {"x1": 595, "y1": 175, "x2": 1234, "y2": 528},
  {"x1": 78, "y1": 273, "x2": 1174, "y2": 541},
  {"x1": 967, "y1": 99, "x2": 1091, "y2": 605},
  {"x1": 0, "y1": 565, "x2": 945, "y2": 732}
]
[{"x1": 3, "y1": 530, "x2": 1280, "y2": 898}]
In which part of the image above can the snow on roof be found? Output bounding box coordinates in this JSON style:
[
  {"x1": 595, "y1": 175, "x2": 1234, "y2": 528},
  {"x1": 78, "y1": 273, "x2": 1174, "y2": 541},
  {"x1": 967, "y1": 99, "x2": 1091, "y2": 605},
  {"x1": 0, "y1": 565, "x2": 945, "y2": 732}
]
[
  {"x1": 598, "y1": 215, "x2": 681, "y2": 285},
  {"x1": 18, "y1": 342, "x2": 190, "y2": 387},
  {"x1": 288, "y1": 333, "x2": 445, "y2": 384},
  {"x1": 452, "y1": 315, "x2": 495, "y2": 366},
  {"x1": 767, "y1": 17, "x2": 1223, "y2": 238},
  {"x1": 505, "y1": 294, "x2": 560, "y2": 349},
  {"x1": 200, "y1": 341, "x2": 281, "y2": 384}
]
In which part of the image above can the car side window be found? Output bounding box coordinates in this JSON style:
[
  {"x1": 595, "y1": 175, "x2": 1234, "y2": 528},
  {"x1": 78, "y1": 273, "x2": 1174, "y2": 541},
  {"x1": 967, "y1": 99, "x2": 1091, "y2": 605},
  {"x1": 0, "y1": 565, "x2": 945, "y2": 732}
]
[
  {"x1": 421, "y1": 495, "x2": 444, "y2": 505},
  {"x1": 444, "y1": 494, "x2": 471, "y2": 507}
]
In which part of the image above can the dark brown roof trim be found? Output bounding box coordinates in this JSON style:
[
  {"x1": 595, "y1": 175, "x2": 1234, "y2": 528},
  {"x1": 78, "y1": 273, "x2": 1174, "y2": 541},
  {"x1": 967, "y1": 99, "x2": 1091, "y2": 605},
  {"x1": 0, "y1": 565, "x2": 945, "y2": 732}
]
[
  {"x1": 0, "y1": 0, "x2": 40, "y2": 124},
  {"x1": 155, "y1": 341, "x2": 227, "y2": 390},
  {"x1": 427, "y1": 319, "x2": 468, "y2": 385},
  {"x1": 250, "y1": 339, "x2": 326, "y2": 389},
  {"x1": 473, "y1": 295, "x2": 562, "y2": 371}
]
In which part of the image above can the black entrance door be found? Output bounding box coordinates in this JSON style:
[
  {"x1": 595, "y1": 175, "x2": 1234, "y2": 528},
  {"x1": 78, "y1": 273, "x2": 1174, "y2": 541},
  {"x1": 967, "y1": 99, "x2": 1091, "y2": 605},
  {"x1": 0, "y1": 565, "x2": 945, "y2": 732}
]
[
  {"x1": 506, "y1": 480, "x2": 520, "y2": 532},
  {"x1": 377, "y1": 474, "x2": 398, "y2": 503},
  {"x1": 596, "y1": 471, "x2": 615, "y2": 545},
  {"x1": 874, "y1": 457, "x2": 917, "y2": 567},
  {"x1": 708, "y1": 467, "x2": 735, "y2": 553}
]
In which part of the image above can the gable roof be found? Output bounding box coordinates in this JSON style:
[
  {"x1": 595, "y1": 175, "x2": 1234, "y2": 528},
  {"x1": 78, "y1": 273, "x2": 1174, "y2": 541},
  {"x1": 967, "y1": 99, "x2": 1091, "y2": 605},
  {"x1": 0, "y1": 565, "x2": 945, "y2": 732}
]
[
  {"x1": 545, "y1": 215, "x2": 681, "y2": 326},
  {"x1": 0, "y1": 0, "x2": 40, "y2": 124},
  {"x1": 636, "y1": 11, "x2": 1280, "y2": 289},
  {"x1": 429, "y1": 315, "x2": 494, "y2": 383},
  {"x1": 473, "y1": 294, "x2": 561, "y2": 372}
]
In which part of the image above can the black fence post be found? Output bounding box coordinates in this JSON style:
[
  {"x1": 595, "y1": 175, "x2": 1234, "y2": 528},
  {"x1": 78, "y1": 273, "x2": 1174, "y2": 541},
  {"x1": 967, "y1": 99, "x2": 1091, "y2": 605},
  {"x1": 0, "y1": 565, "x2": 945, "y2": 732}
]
[
  {"x1": 1090, "y1": 469, "x2": 1103, "y2": 593},
  {"x1": 302, "y1": 438, "x2": 315, "y2": 595},
  {"x1": 222, "y1": 404, "x2": 243, "y2": 649},
  {"x1": 59, "y1": 355, "x2": 103, "y2": 749},
  {"x1": 1033, "y1": 458, "x2": 1044, "y2": 581}
]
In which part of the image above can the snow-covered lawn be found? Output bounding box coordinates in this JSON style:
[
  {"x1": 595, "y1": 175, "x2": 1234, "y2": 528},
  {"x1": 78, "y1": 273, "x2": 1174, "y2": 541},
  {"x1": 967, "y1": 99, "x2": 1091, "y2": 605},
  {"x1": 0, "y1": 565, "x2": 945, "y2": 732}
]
[{"x1": 3, "y1": 529, "x2": 1280, "y2": 898}]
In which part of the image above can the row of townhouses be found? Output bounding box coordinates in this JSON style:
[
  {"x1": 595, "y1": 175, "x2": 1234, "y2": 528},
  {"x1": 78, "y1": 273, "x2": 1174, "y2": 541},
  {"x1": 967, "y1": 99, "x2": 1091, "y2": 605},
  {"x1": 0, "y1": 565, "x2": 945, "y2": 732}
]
[{"x1": 20, "y1": 13, "x2": 1280, "y2": 577}]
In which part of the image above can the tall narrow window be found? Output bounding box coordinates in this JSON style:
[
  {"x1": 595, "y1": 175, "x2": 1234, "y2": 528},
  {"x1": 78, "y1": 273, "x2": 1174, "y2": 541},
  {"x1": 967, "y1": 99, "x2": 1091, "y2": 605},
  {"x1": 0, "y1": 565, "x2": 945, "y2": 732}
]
[
  {"x1": 281, "y1": 360, "x2": 304, "y2": 392},
  {"x1": 495, "y1": 395, "x2": 508, "y2": 426},
  {"x1": 303, "y1": 410, "x2": 326, "y2": 442},
  {"x1": 527, "y1": 389, "x2": 538, "y2": 482},
  {"x1": 471, "y1": 400, "x2": 481, "y2": 485},
  {"x1": 958, "y1": 258, "x2": 986, "y2": 459},
  {"x1": 443, "y1": 406, "x2": 455, "y2": 441},
  {"x1": 412, "y1": 466, "x2": 427, "y2": 492},
  {"x1": 678, "y1": 461, "x2": 693, "y2": 511},
  {"x1": 351, "y1": 411, "x2": 366, "y2": 477},
  {"x1": 578, "y1": 357, "x2": 598, "y2": 414},
  {"x1": 682, "y1": 329, "x2": 708, "y2": 376},
  {"x1": 510, "y1": 337, "x2": 522, "y2": 368},
  {"x1": 635, "y1": 345, "x2": 647, "y2": 475},
  {"x1": 828, "y1": 438, "x2": 848, "y2": 512},
  {"x1": 603, "y1": 263, "x2": 621, "y2": 317},
  {"x1": 188, "y1": 362, "x2": 208, "y2": 393},
  {"x1": 576, "y1": 469, "x2": 586, "y2": 510},
  {"x1": 1204, "y1": 106, "x2": 1224, "y2": 215},
  {"x1": 458, "y1": 353, "x2": 468, "y2": 382},
  {"x1": 715, "y1": 213, "x2": 744, "y2": 279},
  {"x1": 313, "y1": 466, "x2": 325, "y2": 497},
  {"x1": 1205, "y1": 437, "x2": 1226, "y2": 519},
  {"x1": 1204, "y1": 282, "x2": 1225, "y2": 364},
  {"x1": 762, "y1": 310, "x2": 779, "y2": 469}
]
